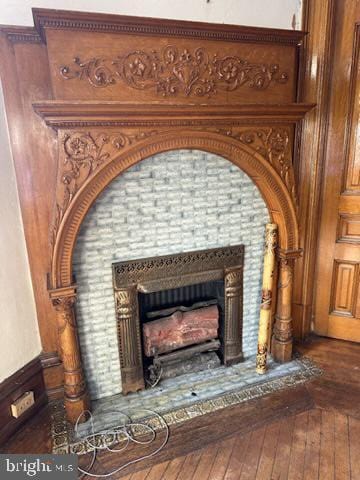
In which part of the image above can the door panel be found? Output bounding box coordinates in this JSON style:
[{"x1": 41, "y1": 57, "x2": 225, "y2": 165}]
[
  {"x1": 337, "y1": 214, "x2": 360, "y2": 244},
  {"x1": 345, "y1": 26, "x2": 360, "y2": 193},
  {"x1": 330, "y1": 260, "x2": 359, "y2": 317},
  {"x1": 314, "y1": 0, "x2": 360, "y2": 342}
]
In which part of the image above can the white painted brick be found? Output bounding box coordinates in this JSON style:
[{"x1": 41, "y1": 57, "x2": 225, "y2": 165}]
[{"x1": 73, "y1": 149, "x2": 269, "y2": 400}]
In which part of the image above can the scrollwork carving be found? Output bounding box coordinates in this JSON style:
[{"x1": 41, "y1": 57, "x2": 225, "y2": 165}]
[
  {"x1": 49, "y1": 132, "x2": 299, "y2": 289},
  {"x1": 61, "y1": 130, "x2": 157, "y2": 201},
  {"x1": 215, "y1": 127, "x2": 296, "y2": 204},
  {"x1": 60, "y1": 46, "x2": 288, "y2": 97},
  {"x1": 51, "y1": 129, "x2": 158, "y2": 253}
]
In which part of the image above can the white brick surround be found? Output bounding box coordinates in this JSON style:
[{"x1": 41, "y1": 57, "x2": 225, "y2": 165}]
[{"x1": 73, "y1": 150, "x2": 269, "y2": 400}]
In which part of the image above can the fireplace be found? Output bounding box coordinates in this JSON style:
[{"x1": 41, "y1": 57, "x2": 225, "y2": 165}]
[
  {"x1": 6, "y1": 8, "x2": 313, "y2": 423},
  {"x1": 112, "y1": 246, "x2": 244, "y2": 394}
]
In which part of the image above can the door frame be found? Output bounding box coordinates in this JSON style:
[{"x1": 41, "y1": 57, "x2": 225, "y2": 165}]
[{"x1": 293, "y1": 0, "x2": 337, "y2": 338}]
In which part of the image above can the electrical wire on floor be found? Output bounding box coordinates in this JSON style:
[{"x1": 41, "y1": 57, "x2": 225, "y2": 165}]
[
  {"x1": 146, "y1": 364, "x2": 163, "y2": 389},
  {"x1": 74, "y1": 408, "x2": 169, "y2": 479}
]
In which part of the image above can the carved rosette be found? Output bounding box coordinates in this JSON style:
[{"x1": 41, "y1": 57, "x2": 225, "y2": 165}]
[
  {"x1": 272, "y1": 257, "x2": 295, "y2": 362},
  {"x1": 50, "y1": 288, "x2": 90, "y2": 422},
  {"x1": 114, "y1": 287, "x2": 145, "y2": 394},
  {"x1": 60, "y1": 46, "x2": 289, "y2": 97},
  {"x1": 224, "y1": 267, "x2": 243, "y2": 364}
]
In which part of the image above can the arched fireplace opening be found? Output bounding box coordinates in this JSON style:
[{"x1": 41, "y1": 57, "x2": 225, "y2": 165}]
[
  {"x1": 72, "y1": 150, "x2": 269, "y2": 400},
  {"x1": 45, "y1": 127, "x2": 303, "y2": 424}
]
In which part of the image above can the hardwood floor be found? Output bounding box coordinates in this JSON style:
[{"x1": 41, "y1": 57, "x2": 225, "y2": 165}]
[
  {"x1": 2, "y1": 336, "x2": 360, "y2": 479},
  {"x1": 117, "y1": 410, "x2": 360, "y2": 480}
]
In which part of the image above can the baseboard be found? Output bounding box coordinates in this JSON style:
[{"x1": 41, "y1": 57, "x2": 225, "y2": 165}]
[
  {"x1": 0, "y1": 356, "x2": 47, "y2": 446},
  {"x1": 292, "y1": 303, "x2": 313, "y2": 339},
  {"x1": 40, "y1": 351, "x2": 64, "y2": 401}
]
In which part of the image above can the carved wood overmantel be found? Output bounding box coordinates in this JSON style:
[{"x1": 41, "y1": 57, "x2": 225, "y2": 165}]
[{"x1": 0, "y1": 8, "x2": 314, "y2": 423}]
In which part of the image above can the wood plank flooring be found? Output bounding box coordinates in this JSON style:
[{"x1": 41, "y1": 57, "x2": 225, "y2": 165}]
[
  {"x1": 117, "y1": 409, "x2": 360, "y2": 480},
  {"x1": 2, "y1": 336, "x2": 360, "y2": 479}
]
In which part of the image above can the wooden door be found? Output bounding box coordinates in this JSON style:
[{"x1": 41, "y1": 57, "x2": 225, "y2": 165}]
[{"x1": 314, "y1": 0, "x2": 360, "y2": 341}]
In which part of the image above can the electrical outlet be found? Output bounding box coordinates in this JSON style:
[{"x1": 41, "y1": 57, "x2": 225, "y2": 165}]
[{"x1": 11, "y1": 391, "x2": 35, "y2": 418}]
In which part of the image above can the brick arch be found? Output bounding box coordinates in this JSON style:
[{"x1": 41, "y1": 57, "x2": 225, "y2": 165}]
[{"x1": 51, "y1": 130, "x2": 299, "y2": 289}]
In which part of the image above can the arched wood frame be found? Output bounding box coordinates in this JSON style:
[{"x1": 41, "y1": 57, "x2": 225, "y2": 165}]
[
  {"x1": 46, "y1": 127, "x2": 302, "y2": 423},
  {"x1": 52, "y1": 131, "x2": 298, "y2": 288}
]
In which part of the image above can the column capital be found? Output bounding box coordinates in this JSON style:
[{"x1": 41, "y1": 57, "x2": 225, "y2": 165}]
[
  {"x1": 277, "y1": 248, "x2": 302, "y2": 260},
  {"x1": 49, "y1": 285, "x2": 77, "y2": 302},
  {"x1": 224, "y1": 266, "x2": 243, "y2": 288}
]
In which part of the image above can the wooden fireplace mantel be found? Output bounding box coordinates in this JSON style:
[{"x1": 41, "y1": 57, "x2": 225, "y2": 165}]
[
  {"x1": 33, "y1": 102, "x2": 314, "y2": 127},
  {"x1": 0, "y1": 8, "x2": 314, "y2": 423}
]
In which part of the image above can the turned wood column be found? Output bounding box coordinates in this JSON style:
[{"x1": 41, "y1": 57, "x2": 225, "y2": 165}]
[
  {"x1": 114, "y1": 286, "x2": 145, "y2": 395},
  {"x1": 271, "y1": 255, "x2": 295, "y2": 362},
  {"x1": 49, "y1": 286, "x2": 90, "y2": 423},
  {"x1": 256, "y1": 223, "x2": 278, "y2": 374},
  {"x1": 223, "y1": 267, "x2": 244, "y2": 365}
]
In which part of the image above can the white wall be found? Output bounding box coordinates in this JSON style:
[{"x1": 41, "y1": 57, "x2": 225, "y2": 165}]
[
  {"x1": 0, "y1": 1, "x2": 302, "y2": 382},
  {"x1": 0, "y1": 84, "x2": 41, "y2": 383},
  {"x1": 0, "y1": 0, "x2": 303, "y2": 29}
]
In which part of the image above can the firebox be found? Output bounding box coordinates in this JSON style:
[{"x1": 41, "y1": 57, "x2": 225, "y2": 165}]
[{"x1": 112, "y1": 245, "x2": 244, "y2": 395}]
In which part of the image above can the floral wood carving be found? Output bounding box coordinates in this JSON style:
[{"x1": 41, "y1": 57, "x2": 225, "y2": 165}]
[
  {"x1": 51, "y1": 130, "x2": 158, "y2": 253},
  {"x1": 60, "y1": 46, "x2": 289, "y2": 97},
  {"x1": 51, "y1": 126, "x2": 296, "y2": 259},
  {"x1": 215, "y1": 127, "x2": 296, "y2": 204}
]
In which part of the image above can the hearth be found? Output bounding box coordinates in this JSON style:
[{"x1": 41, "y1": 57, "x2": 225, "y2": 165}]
[{"x1": 112, "y1": 246, "x2": 244, "y2": 395}]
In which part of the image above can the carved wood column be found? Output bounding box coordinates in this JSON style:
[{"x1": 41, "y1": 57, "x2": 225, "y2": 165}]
[
  {"x1": 49, "y1": 286, "x2": 90, "y2": 423},
  {"x1": 114, "y1": 286, "x2": 145, "y2": 395},
  {"x1": 271, "y1": 254, "x2": 296, "y2": 362},
  {"x1": 223, "y1": 267, "x2": 244, "y2": 365},
  {"x1": 256, "y1": 223, "x2": 278, "y2": 374}
]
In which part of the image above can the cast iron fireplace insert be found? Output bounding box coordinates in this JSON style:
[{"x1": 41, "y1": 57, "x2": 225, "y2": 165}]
[{"x1": 112, "y1": 245, "x2": 244, "y2": 395}]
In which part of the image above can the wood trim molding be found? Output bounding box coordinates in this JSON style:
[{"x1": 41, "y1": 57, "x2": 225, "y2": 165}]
[
  {"x1": 40, "y1": 352, "x2": 64, "y2": 401},
  {"x1": 292, "y1": 0, "x2": 336, "y2": 338},
  {"x1": 39, "y1": 351, "x2": 62, "y2": 369},
  {"x1": 33, "y1": 102, "x2": 315, "y2": 129},
  {"x1": 0, "y1": 357, "x2": 47, "y2": 446},
  {"x1": 0, "y1": 26, "x2": 41, "y2": 44},
  {"x1": 342, "y1": 22, "x2": 360, "y2": 195},
  {"x1": 32, "y1": 8, "x2": 306, "y2": 46}
]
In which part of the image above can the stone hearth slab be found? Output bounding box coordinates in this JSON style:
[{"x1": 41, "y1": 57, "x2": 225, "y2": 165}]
[{"x1": 51, "y1": 355, "x2": 322, "y2": 454}]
